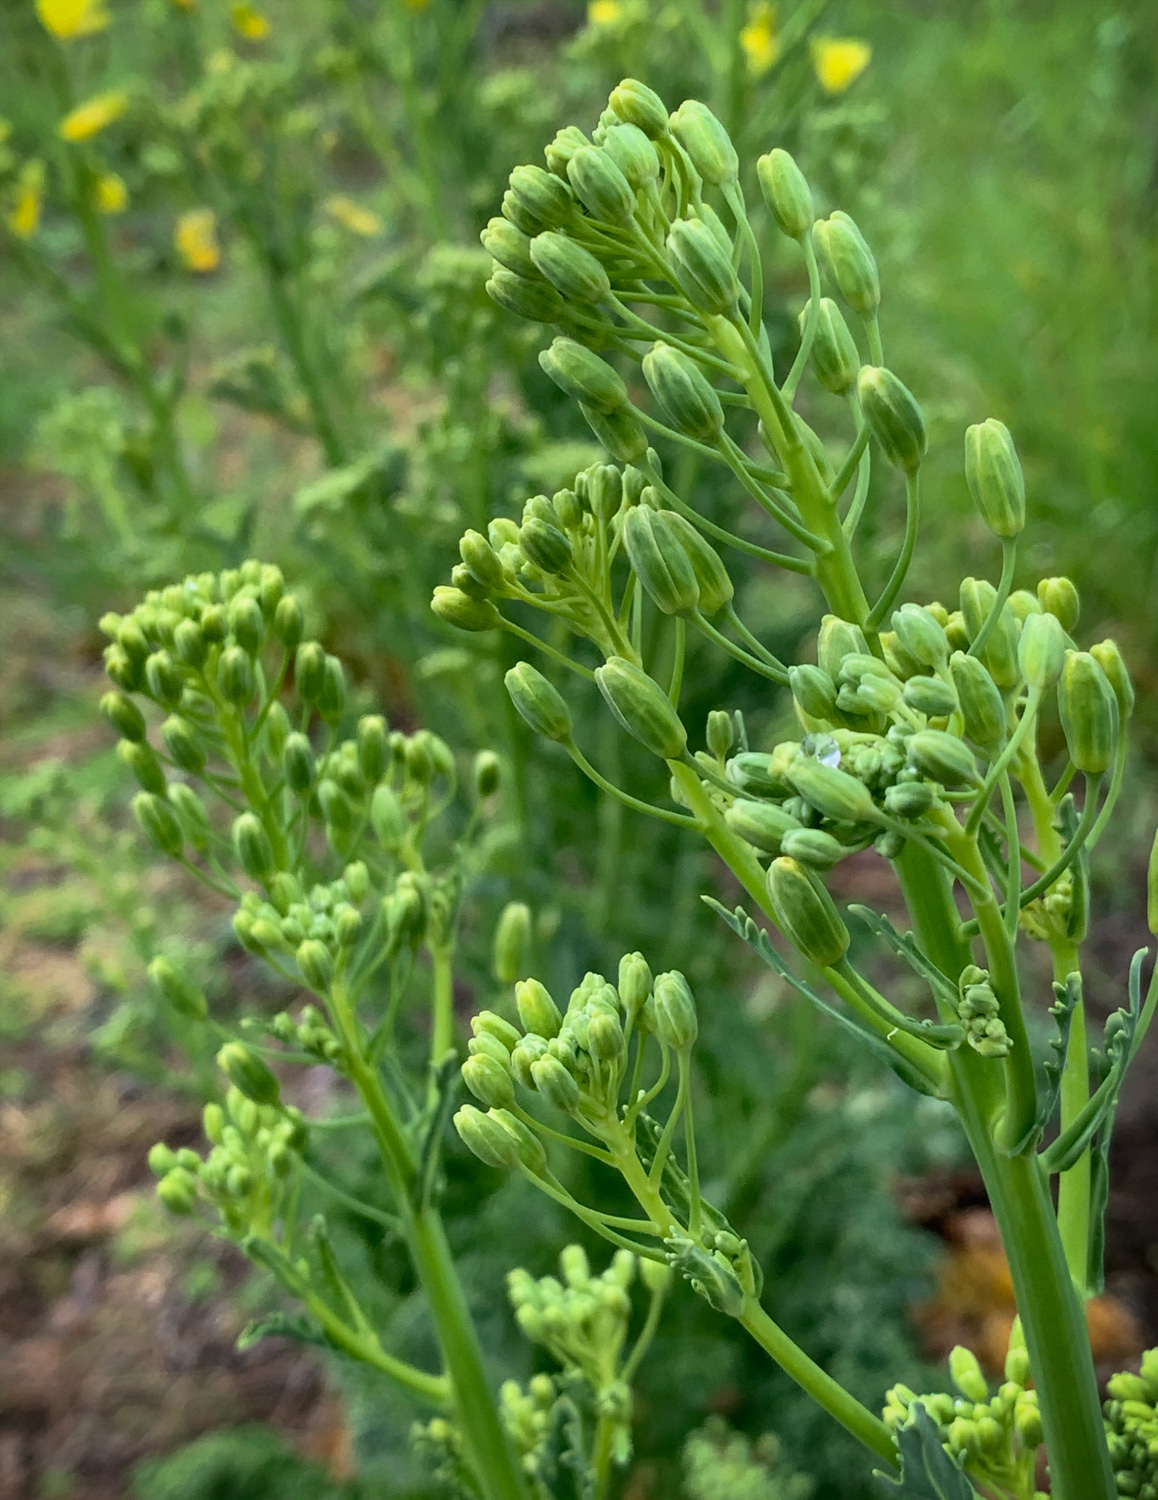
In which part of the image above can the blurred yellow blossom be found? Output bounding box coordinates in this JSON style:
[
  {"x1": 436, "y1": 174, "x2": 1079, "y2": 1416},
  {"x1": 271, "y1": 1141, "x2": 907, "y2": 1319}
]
[
  {"x1": 175, "y1": 208, "x2": 220, "y2": 272},
  {"x1": 402, "y1": 0, "x2": 432, "y2": 10},
  {"x1": 230, "y1": 3, "x2": 269, "y2": 39},
  {"x1": 325, "y1": 196, "x2": 383, "y2": 237},
  {"x1": 9, "y1": 162, "x2": 46, "y2": 239},
  {"x1": 96, "y1": 171, "x2": 128, "y2": 213},
  {"x1": 739, "y1": 3, "x2": 780, "y2": 76},
  {"x1": 811, "y1": 37, "x2": 871, "y2": 95},
  {"x1": 587, "y1": 0, "x2": 621, "y2": 26},
  {"x1": 36, "y1": 0, "x2": 109, "y2": 40},
  {"x1": 58, "y1": 91, "x2": 128, "y2": 142}
]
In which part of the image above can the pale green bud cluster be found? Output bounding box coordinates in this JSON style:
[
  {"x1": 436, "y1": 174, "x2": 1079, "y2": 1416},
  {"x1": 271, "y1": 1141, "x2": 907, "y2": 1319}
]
[
  {"x1": 1104, "y1": 1348, "x2": 1158, "y2": 1499},
  {"x1": 883, "y1": 1329, "x2": 1044, "y2": 1498},
  {"x1": 682, "y1": 1415, "x2": 813, "y2": 1500},
  {"x1": 956, "y1": 965, "x2": 1011, "y2": 1058},
  {"x1": 498, "y1": 1374, "x2": 560, "y2": 1491}
]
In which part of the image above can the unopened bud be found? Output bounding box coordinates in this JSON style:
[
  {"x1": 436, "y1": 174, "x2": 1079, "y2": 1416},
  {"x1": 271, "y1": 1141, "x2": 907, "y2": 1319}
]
[
  {"x1": 493, "y1": 901, "x2": 532, "y2": 985},
  {"x1": 724, "y1": 798, "x2": 801, "y2": 853},
  {"x1": 530, "y1": 1054, "x2": 581, "y2": 1113},
  {"x1": 295, "y1": 641, "x2": 326, "y2": 703},
  {"x1": 119, "y1": 738, "x2": 168, "y2": 795},
  {"x1": 462, "y1": 1052, "x2": 516, "y2": 1111},
  {"x1": 580, "y1": 402, "x2": 649, "y2": 462},
  {"x1": 883, "y1": 780, "x2": 935, "y2": 819},
  {"x1": 1089, "y1": 640, "x2": 1133, "y2": 721},
  {"x1": 642, "y1": 342, "x2": 724, "y2": 441},
  {"x1": 1018, "y1": 610, "x2": 1066, "y2": 690},
  {"x1": 653, "y1": 970, "x2": 697, "y2": 1050},
  {"x1": 857, "y1": 366, "x2": 926, "y2": 472},
  {"x1": 623, "y1": 504, "x2": 699, "y2": 617},
  {"x1": 964, "y1": 419, "x2": 1025, "y2": 538},
  {"x1": 566, "y1": 146, "x2": 636, "y2": 225},
  {"x1": 787, "y1": 757, "x2": 878, "y2": 824},
  {"x1": 317, "y1": 656, "x2": 347, "y2": 723},
  {"x1": 355, "y1": 714, "x2": 388, "y2": 784},
  {"x1": 800, "y1": 298, "x2": 859, "y2": 395},
  {"x1": 530, "y1": 230, "x2": 611, "y2": 305},
  {"x1": 617, "y1": 952, "x2": 652, "y2": 1019},
  {"x1": 515, "y1": 978, "x2": 562, "y2": 1038},
  {"x1": 487, "y1": 266, "x2": 565, "y2": 323},
  {"x1": 505, "y1": 661, "x2": 572, "y2": 741},
  {"x1": 506, "y1": 163, "x2": 574, "y2": 234},
  {"x1": 431, "y1": 586, "x2": 501, "y2": 632},
  {"x1": 217, "y1": 1042, "x2": 280, "y2": 1106},
  {"x1": 158, "y1": 1168, "x2": 197, "y2": 1215},
  {"x1": 906, "y1": 729, "x2": 978, "y2": 787},
  {"x1": 817, "y1": 615, "x2": 870, "y2": 680},
  {"x1": 481, "y1": 216, "x2": 535, "y2": 277},
  {"x1": 666, "y1": 216, "x2": 740, "y2": 315},
  {"x1": 148, "y1": 955, "x2": 208, "y2": 1021},
  {"x1": 767, "y1": 857, "x2": 849, "y2": 968},
  {"x1": 661, "y1": 511, "x2": 733, "y2": 615},
  {"x1": 520, "y1": 516, "x2": 573, "y2": 574},
  {"x1": 1037, "y1": 576, "x2": 1080, "y2": 632},
  {"x1": 757, "y1": 149, "x2": 812, "y2": 240},
  {"x1": 706, "y1": 710, "x2": 736, "y2": 761},
  {"x1": 1058, "y1": 651, "x2": 1117, "y2": 775},
  {"x1": 609, "y1": 78, "x2": 669, "y2": 138},
  {"x1": 780, "y1": 827, "x2": 848, "y2": 869},
  {"x1": 902, "y1": 675, "x2": 957, "y2": 718},
  {"x1": 891, "y1": 603, "x2": 948, "y2": 668},
  {"x1": 161, "y1": 714, "x2": 206, "y2": 773},
  {"x1": 671, "y1": 99, "x2": 737, "y2": 185},
  {"x1": 949, "y1": 1345, "x2": 989, "y2": 1403},
  {"x1": 489, "y1": 1108, "x2": 548, "y2": 1176},
  {"x1": 232, "y1": 813, "x2": 275, "y2": 882},
  {"x1": 596, "y1": 656, "x2": 687, "y2": 759},
  {"x1": 228, "y1": 595, "x2": 265, "y2": 654},
  {"x1": 454, "y1": 1104, "x2": 521, "y2": 1169},
  {"x1": 296, "y1": 938, "x2": 335, "y2": 992},
  {"x1": 101, "y1": 690, "x2": 146, "y2": 742},
  {"x1": 475, "y1": 750, "x2": 501, "y2": 798},
  {"x1": 133, "y1": 791, "x2": 184, "y2": 856},
  {"x1": 814, "y1": 210, "x2": 879, "y2": 315},
  {"x1": 601, "y1": 122, "x2": 659, "y2": 186},
  {"x1": 539, "y1": 337, "x2": 628, "y2": 414}
]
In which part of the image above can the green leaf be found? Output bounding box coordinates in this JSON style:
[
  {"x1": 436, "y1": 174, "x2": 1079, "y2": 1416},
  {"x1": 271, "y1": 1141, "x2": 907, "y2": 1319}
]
[
  {"x1": 849, "y1": 905, "x2": 961, "y2": 1011},
  {"x1": 237, "y1": 1311, "x2": 327, "y2": 1353},
  {"x1": 873, "y1": 1404, "x2": 979, "y2": 1498}
]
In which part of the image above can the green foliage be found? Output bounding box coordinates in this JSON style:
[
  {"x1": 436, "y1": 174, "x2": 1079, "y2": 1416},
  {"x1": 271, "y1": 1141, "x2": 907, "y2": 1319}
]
[{"x1": 131, "y1": 1424, "x2": 360, "y2": 1500}]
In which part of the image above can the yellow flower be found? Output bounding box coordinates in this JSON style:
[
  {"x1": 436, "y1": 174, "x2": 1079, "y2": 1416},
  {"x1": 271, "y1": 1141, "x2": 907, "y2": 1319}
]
[
  {"x1": 58, "y1": 90, "x2": 129, "y2": 143},
  {"x1": 811, "y1": 37, "x2": 871, "y2": 96},
  {"x1": 36, "y1": 0, "x2": 109, "y2": 41},
  {"x1": 96, "y1": 171, "x2": 128, "y2": 214},
  {"x1": 9, "y1": 162, "x2": 46, "y2": 239},
  {"x1": 587, "y1": 0, "x2": 621, "y2": 27},
  {"x1": 325, "y1": 195, "x2": 383, "y2": 237},
  {"x1": 739, "y1": 2, "x2": 781, "y2": 77},
  {"x1": 230, "y1": 2, "x2": 269, "y2": 39},
  {"x1": 175, "y1": 208, "x2": 220, "y2": 272}
]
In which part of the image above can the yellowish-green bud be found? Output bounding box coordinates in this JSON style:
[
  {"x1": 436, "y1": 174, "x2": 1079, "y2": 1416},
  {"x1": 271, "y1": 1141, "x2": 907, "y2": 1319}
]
[
  {"x1": 891, "y1": 603, "x2": 949, "y2": 668},
  {"x1": 505, "y1": 163, "x2": 574, "y2": 233},
  {"x1": 566, "y1": 146, "x2": 635, "y2": 225},
  {"x1": 642, "y1": 342, "x2": 724, "y2": 441},
  {"x1": 902, "y1": 675, "x2": 957, "y2": 718},
  {"x1": 462, "y1": 1052, "x2": 516, "y2": 1111},
  {"x1": 964, "y1": 418, "x2": 1025, "y2": 539},
  {"x1": 119, "y1": 738, "x2": 167, "y2": 796},
  {"x1": 317, "y1": 655, "x2": 347, "y2": 723},
  {"x1": 787, "y1": 757, "x2": 878, "y2": 824},
  {"x1": 232, "y1": 812, "x2": 274, "y2": 882},
  {"x1": 780, "y1": 828, "x2": 848, "y2": 869},
  {"x1": 623, "y1": 504, "x2": 699, "y2": 617},
  {"x1": 454, "y1": 1104, "x2": 521, "y2": 1170},
  {"x1": 706, "y1": 709, "x2": 736, "y2": 761},
  {"x1": 1037, "y1": 575, "x2": 1080, "y2": 632},
  {"x1": 580, "y1": 402, "x2": 649, "y2": 462},
  {"x1": 1018, "y1": 610, "x2": 1066, "y2": 690},
  {"x1": 295, "y1": 641, "x2": 326, "y2": 703},
  {"x1": 906, "y1": 729, "x2": 979, "y2": 787},
  {"x1": 519, "y1": 516, "x2": 573, "y2": 575},
  {"x1": 530, "y1": 230, "x2": 611, "y2": 304},
  {"x1": 475, "y1": 750, "x2": 501, "y2": 798},
  {"x1": 814, "y1": 211, "x2": 879, "y2": 315},
  {"x1": 1013, "y1": 1396, "x2": 1043, "y2": 1450},
  {"x1": 133, "y1": 791, "x2": 183, "y2": 856},
  {"x1": 1058, "y1": 651, "x2": 1117, "y2": 775},
  {"x1": 530, "y1": 1054, "x2": 580, "y2": 1112},
  {"x1": 217, "y1": 1042, "x2": 280, "y2": 1106},
  {"x1": 481, "y1": 216, "x2": 536, "y2": 277},
  {"x1": 101, "y1": 689, "x2": 146, "y2": 742},
  {"x1": 515, "y1": 978, "x2": 562, "y2": 1038},
  {"x1": 318, "y1": 777, "x2": 353, "y2": 831},
  {"x1": 145, "y1": 649, "x2": 184, "y2": 710},
  {"x1": 617, "y1": 952, "x2": 652, "y2": 1019},
  {"x1": 487, "y1": 266, "x2": 565, "y2": 323},
  {"x1": 666, "y1": 217, "x2": 740, "y2": 315},
  {"x1": 789, "y1": 664, "x2": 838, "y2": 722},
  {"x1": 158, "y1": 1168, "x2": 197, "y2": 1215},
  {"x1": 725, "y1": 798, "x2": 801, "y2": 853},
  {"x1": 169, "y1": 782, "x2": 212, "y2": 851},
  {"x1": 949, "y1": 1345, "x2": 989, "y2": 1403},
  {"x1": 817, "y1": 615, "x2": 870, "y2": 679},
  {"x1": 262, "y1": 701, "x2": 290, "y2": 763},
  {"x1": 545, "y1": 125, "x2": 591, "y2": 178},
  {"x1": 883, "y1": 780, "x2": 935, "y2": 819},
  {"x1": 431, "y1": 586, "x2": 501, "y2": 632},
  {"x1": 799, "y1": 298, "x2": 860, "y2": 395},
  {"x1": 161, "y1": 714, "x2": 206, "y2": 774},
  {"x1": 539, "y1": 337, "x2": 628, "y2": 414},
  {"x1": 489, "y1": 1108, "x2": 548, "y2": 1176},
  {"x1": 671, "y1": 99, "x2": 738, "y2": 185},
  {"x1": 269, "y1": 592, "x2": 303, "y2": 649},
  {"x1": 1089, "y1": 639, "x2": 1133, "y2": 721},
  {"x1": 228, "y1": 595, "x2": 265, "y2": 654},
  {"x1": 505, "y1": 661, "x2": 572, "y2": 741},
  {"x1": 588, "y1": 1009, "x2": 626, "y2": 1064},
  {"x1": 215, "y1": 644, "x2": 252, "y2": 705},
  {"x1": 653, "y1": 970, "x2": 697, "y2": 1050},
  {"x1": 757, "y1": 149, "x2": 813, "y2": 240},
  {"x1": 493, "y1": 901, "x2": 533, "y2": 985},
  {"x1": 148, "y1": 1142, "x2": 179, "y2": 1178},
  {"x1": 662, "y1": 511, "x2": 734, "y2": 615},
  {"x1": 601, "y1": 123, "x2": 659, "y2": 186},
  {"x1": 857, "y1": 365, "x2": 926, "y2": 472},
  {"x1": 767, "y1": 857, "x2": 849, "y2": 968},
  {"x1": 609, "y1": 79, "x2": 669, "y2": 139},
  {"x1": 148, "y1": 955, "x2": 208, "y2": 1021},
  {"x1": 283, "y1": 732, "x2": 316, "y2": 795},
  {"x1": 296, "y1": 937, "x2": 335, "y2": 992},
  {"x1": 353, "y1": 715, "x2": 387, "y2": 785},
  {"x1": 595, "y1": 656, "x2": 687, "y2": 759}
]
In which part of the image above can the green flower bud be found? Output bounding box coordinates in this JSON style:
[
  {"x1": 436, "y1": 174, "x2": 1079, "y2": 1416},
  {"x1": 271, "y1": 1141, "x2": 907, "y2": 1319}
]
[
  {"x1": 596, "y1": 656, "x2": 687, "y2": 759},
  {"x1": 661, "y1": 511, "x2": 734, "y2": 614},
  {"x1": 297, "y1": 938, "x2": 335, "y2": 992},
  {"x1": 964, "y1": 418, "x2": 1025, "y2": 539},
  {"x1": 891, "y1": 603, "x2": 949, "y2": 668},
  {"x1": 160, "y1": 714, "x2": 206, "y2": 773},
  {"x1": 601, "y1": 122, "x2": 659, "y2": 187},
  {"x1": 530, "y1": 1054, "x2": 580, "y2": 1113},
  {"x1": 767, "y1": 857, "x2": 849, "y2": 968},
  {"x1": 457, "y1": 532, "x2": 506, "y2": 595},
  {"x1": 487, "y1": 266, "x2": 565, "y2": 323},
  {"x1": 318, "y1": 778, "x2": 353, "y2": 833},
  {"x1": 1089, "y1": 639, "x2": 1133, "y2": 722},
  {"x1": 1007, "y1": 589, "x2": 1042, "y2": 623},
  {"x1": 118, "y1": 617, "x2": 149, "y2": 663},
  {"x1": 883, "y1": 780, "x2": 936, "y2": 819},
  {"x1": 118, "y1": 738, "x2": 167, "y2": 795},
  {"x1": 228, "y1": 595, "x2": 265, "y2": 654},
  {"x1": 902, "y1": 675, "x2": 958, "y2": 718},
  {"x1": 101, "y1": 690, "x2": 146, "y2": 742},
  {"x1": 506, "y1": 163, "x2": 574, "y2": 234},
  {"x1": 148, "y1": 1141, "x2": 179, "y2": 1178},
  {"x1": 671, "y1": 99, "x2": 738, "y2": 184},
  {"x1": 545, "y1": 124, "x2": 591, "y2": 178},
  {"x1": 354, "y1": 714, "x2": 388, "y2": 785},
  {"x1": 232, "y1": 812, "x2": 275, "y2": 881},
  {"x1": 481, "y1": 215, "x2": 536, "y2": 277},
  {"x1": 757, "y1": 149, "x2": 813, "y2": 240},
  {"x1": 817, "y1": 615, "x2": 871, "y2": 680},
  {"x1": 471, "y1": 751, "x2": 500, "y2": 801},
  {"x1": 1058, "y1": 651, "x2": 1117, "y2": 775},
  {"x1": 490, "y1": 1109, "x2": 547, "y2": 1176},
  {"x1": 133, "y1": 791, "x2": 183, "y2": 856},
  {"x1": 642, "y1": 342, "x2": 724, "y2": 441},
  {"x1": 530, "y1": 230, "x2": 611, "y2": 304},
  {"x1": 1014, "y1": 1396, "x2": 1043, "y2": 1450},
  {"x1": 454, "y1": 1104, "x2": 521, "y2": 1170},
  {"x1": 104, "y1": 644, "x2": 141, "y2": 692},
  {"x1": 588, "y1": 1009, "x2": 626, "y2": 1065},
  {"x1": 148, "y1": 955, "x2": 208, "y2": 1021},
  {"x1": 463, "y1": 1052, "x2": 516, "y2": 1111},
  {"x1": 609, "y1": 78, "x2": 669, "y2": 138},
  {"x1": 789, "y1": 664, "x2": 838, "y2": 722},
  {"x1": 814, "y1": 210, "x2": 879, "y2": 315},
  {"x1": 726, "y1": 750, "x2": 789, "y2": 799},
  {"x1": 666, "y1": 217, "x2": 740, "y2": 315},
  {"x1": 272, "y1": 594, "x2": 304, "y2": 649},
  {"x1": 513, "y1": 978, "x2": 560, "y2": 1039},
  {"x1": 615, "y1": 952, "x2": 650, "y2": 1019},
  {"x1": 168, "y1": 782, "x2": 212, "y2": 851},
  {"x1": 217, "y1": 1041, "x2": 280, "y2": 1106},
  {"x1": 539, "y1": 337, "x2": 628, "y2": 414},
  {"x1": 622, "y1": 504, "x2": 699, "y2": 617},
  {"x1": 580, "y1": 402, "x2": 649, "y2": 462},
  {"x1": 262, "y1": 700, "x2": 290, "y2": 763},
  {"x1": 316, "y1": 656, "x2": 347, "y2": 723},
  {"x1": 724, "y1": 798, "x2": 801, "y2": 853},
  {"x1": 200, "y1": 605, "x2": 227, "y2": 644},
  {"x1": 906, "y1": 729, "x2": 979, "y2": 786},
  {"x1": 1037, "y1": 575, "x2": 1080, "y2": 632},
  {"x1": 566, "y1": 146, "x2": 636, "y2": 225},
  {"x1": 295, "y1": 641, "x2": 325, "y2": 703},
  {"x1": 431, "y1": 586, "x2": 501, "y2": 632},
  {"x1": 780, "y1": 827, "x2": 849, "y2": 869},
  {"x1": 959, "y1": 578, "x2": 1022, "y2": 690},
  {"x1": 505, "y1": 661, "x2": 572, "y2": 741},
  {"x1": 857, "y1": 366, "x2": 926, "y2": 472},
  {"x1": 706, "y1": 710, "x2": 736, "y2": 762},
  {"x1": 217, "y1": 644, "x2": 255, "y2": 705},
  {"x1": 451, "y1": 562, "x2": 489, "y2": 601},
  {"x1": 493, "y1": 901, "x2": 532, "y2": 986},
  {"x1": 949, "y1": 1345, "x2": 989, "y2": 1403},
  {"x1": 799, "y1": 298, "x2": 860, "y2": 395},
  {"x1": 652, "y1": 970, "x2": 697, "y2": 1050},
  {"x1": 157, "y1": 1168, "x2": 197, "y2": 1214},
  {"x1": 1018, "y1": 610, "x2": 1066, "y2": 690},
  {"x1": 520, "y1": 516, "x2": 573, "y2": 574},
  {"x1": 172, "y1": 618, "x2": 206, "y2": 667},
  {"x1": 788, "y1": 757, "x2": 879, "y2": 823},
  {"x1": 145, "y1": 650, "x2": 185, "y2": 711},
  {"x1": 281, "y1": 731, "x2": 315, "y2": 796}
]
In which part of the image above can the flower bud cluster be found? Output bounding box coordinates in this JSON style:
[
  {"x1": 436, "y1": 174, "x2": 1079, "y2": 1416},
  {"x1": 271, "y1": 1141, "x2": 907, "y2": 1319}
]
[
  {"x1": 1104, "y1": 1348, "x2": 1158, "y2": 1499},
  {"x1": 956, "y1": 966, "x2": 1011, "y2": 1058},
  {"x1": 150, "y1": 1082, "x2": 307, "y2": 1238},
  {"x1": 883, "y1": 1335, "x2": 1043, "y2": 1497}
]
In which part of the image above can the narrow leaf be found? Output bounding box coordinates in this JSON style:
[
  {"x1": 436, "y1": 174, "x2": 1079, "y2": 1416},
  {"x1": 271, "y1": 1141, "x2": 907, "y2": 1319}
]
[{"x1": 873, "y1": 1404, "x2": 980, "y2": 1498}]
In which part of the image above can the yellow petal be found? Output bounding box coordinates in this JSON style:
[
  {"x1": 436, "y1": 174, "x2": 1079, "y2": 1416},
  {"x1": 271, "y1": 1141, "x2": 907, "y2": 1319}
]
[
  {"x1": 740, "y1": 14, "x2": 781, "y2": 77},
  {"x1": 58, "y1": 91, "x2": 129, "y2": 143},
  {"x1": 36, "y1": 0, "x2": 109, "y2": 41},
  {"x1": 812, "y1": 38, "x2": 871, "y2": 96},
  {"x1": 175, "y1": 208, "x2": 221, "y2": 273},
  {"x1": 10, "y1": 170, "x2": 44, "y2": 239},
  {"x1": 587, "y1": 0, "x2": 622, "y2": 27},
  {"x1": 325, "y1": 195, "x2": 384, "y2": 237},
  {"x1": 230, "y1": 3, "x2": 270, "y2": 39},
  {"x1": 96, "y1": 172, "x2": 128, "y2": 214}
]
